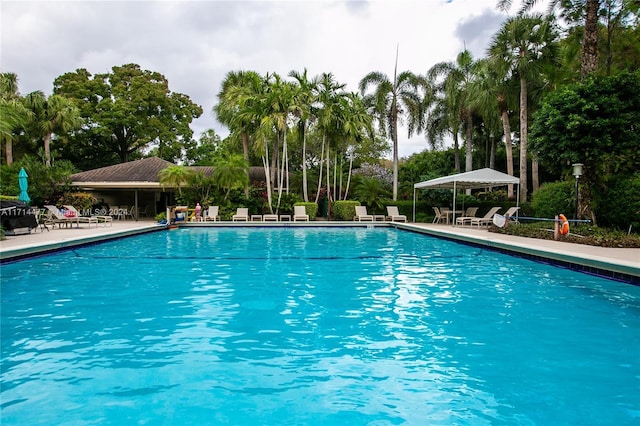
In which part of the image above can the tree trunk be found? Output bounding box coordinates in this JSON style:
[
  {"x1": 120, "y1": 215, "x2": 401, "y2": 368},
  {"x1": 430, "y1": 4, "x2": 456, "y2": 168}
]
[
  {"x1": 464, "y1": 109, "x2": 473, "y2": 172},
  {"x1": 345, "y1": 151, "x2": 354, "y2": 200},
  {"x1": 581, "y1": 0, "x2": 600, "y2": 79},
  {"x1": 5, "y1": 140, "x2": 13, "y2": 165},
  {"x1": 501, "y1": 107, "x2": 515, "y2": 199},
  {"x1": 301, "y1": 122, "x2": 308, "y2": 202},
  {"x1": 315, "y1": 135, "x2": 325, "y2": 203},
  {"x1": 242, "y1": 132, "x2": 250, "y2": 198},
  {"x1": 532, "y1": 158, "x2": 539, "y2": 192},
  {"x1": 519, "y1": 77, "x2": 528, "y2": 202},
  {"x1": 262, "y1": 139, "x2": 273, "y2": 213},
  {"x1": 490, "y1": 135, "x2": 496, "y2": 170},
  {"x1": 44, "y1": 132, "x2": 52, "y2": 167},
  {"x1": 391, "y1": 98, "x2": 399, "y2": 201},
  {"x1": 453, "y1": 133, "x2": 460, "y2": 173}
]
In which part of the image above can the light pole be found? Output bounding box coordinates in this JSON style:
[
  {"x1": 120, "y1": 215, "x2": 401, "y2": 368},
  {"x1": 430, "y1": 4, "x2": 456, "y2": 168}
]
[{"x1": 572, "y1": 163, "x2": 583, "y2": 220}]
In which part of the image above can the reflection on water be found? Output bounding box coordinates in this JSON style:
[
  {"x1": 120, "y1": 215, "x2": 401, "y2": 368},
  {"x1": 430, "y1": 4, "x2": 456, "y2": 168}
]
[{"x1": 1, "y1": 228, "x2": 639, "y2": 425}]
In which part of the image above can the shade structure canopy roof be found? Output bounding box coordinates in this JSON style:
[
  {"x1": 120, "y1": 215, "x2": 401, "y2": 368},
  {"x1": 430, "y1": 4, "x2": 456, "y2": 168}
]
[
  {"x1": 414, "y1": 168, "x2": 520, "y2": 190},
  {"x1": 412, "y1": 168, "x2": 520, "y2": 223}
]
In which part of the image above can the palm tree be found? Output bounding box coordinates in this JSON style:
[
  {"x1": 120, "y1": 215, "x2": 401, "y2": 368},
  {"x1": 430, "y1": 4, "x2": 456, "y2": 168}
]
[
  {"x1": 23, "y1": 91, "x2": 81, "y2": 167},
  {"x1": 0, "y1": 73, "x2": 31, "y2": 165},
  {"x1": 336, "y1": 92, "x2": 374, "y2": 200},
  {"x1": 215, "y1": 70, "x2": 265, "y2": 197},
  {"x1": 158, "y1": 165, "x2": 194, "y2": 196},
  {"x1": 288, "y1": 68, "x2": 319, "y2": 202},
  {"x1": 469, "y1": 59, "x2": 519, "y2": 198},
  {"x1": 428, "y1": 50, "x2": 479, "y2": 174},
  {"x1": 213, "y1": 153, "x2": 249, "y2": 201},
  {"x1": 489, "y1": 13, "x2": 559, "y2": 201},
  {"x1": 359, "y1": 61, "x2": 424, "y2": 200},
  {"x1": 497, "y1": 0, "x2": 600, "y2": 78},
  {"x1": 316, "y1": 73, "x2": 346, "y2": 206}
]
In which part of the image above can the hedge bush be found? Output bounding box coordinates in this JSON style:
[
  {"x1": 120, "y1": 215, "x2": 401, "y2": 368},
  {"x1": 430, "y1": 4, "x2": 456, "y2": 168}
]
[
  {"x1": 332, "y1": 200, "x2": 360, "y2": 220},
  {"x1": 294, "y1": 202, "x2": 318, "y2": 219},
  {"x1": 532, "y1": 181, "x2": 574, "y2": 219}
]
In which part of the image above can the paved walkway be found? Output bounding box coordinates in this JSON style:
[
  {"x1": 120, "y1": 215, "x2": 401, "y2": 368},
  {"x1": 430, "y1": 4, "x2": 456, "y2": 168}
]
[{"x1": 1, "y1": 219, "x2": 638, "y2": 281}]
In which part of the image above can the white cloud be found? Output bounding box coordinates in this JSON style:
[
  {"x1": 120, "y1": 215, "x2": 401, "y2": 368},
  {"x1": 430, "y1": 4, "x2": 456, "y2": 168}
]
[{"x1": 1, "y1": 0, "x2": 506, "y2": 158}]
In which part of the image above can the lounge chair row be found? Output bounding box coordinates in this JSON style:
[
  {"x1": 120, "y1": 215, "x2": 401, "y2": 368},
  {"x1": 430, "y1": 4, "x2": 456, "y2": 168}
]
[
  {"x1": 431, "y1": 206, "x2": 520, "y2": 228},
  {"x1": 42, "y1": 205, "x2": 113, "y2": 229},
  {"x1": 354, "y1": 206, "x2": 407, "y2": 222},
  {"x1": 230, "y1": 206, "x2": 310, "y2": 222},
  {"x1": 187, "y1": 205, "x2": 408, "y2": 223}
]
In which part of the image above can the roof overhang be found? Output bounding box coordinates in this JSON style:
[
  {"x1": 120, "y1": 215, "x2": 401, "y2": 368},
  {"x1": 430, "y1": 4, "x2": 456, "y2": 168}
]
[{"x1": 70, "y1": 181, "x2": 172, "y2": 190}]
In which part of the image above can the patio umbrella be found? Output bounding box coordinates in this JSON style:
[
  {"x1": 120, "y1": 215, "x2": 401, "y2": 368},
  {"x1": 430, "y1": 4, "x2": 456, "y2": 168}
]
[{"x1": 18, "y1": 167, "x2": 31, "y2": 203}]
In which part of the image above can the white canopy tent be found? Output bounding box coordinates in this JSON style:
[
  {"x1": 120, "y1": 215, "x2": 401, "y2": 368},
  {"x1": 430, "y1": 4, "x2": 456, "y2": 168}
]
[{"x1": 412, "y1": 168, "x2": 521, "y2": 223}]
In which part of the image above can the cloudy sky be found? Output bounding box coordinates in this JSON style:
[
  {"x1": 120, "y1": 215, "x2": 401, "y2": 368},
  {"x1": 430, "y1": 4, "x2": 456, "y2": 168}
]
[{"x1": 2, "y1": 0, "x2": 511, "y2": 158}]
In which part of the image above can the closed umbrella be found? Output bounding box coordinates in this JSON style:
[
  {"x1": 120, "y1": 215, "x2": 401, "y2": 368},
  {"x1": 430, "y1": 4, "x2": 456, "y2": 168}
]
[{"x1": 18, "y1": 167, "x2": 30, "y2": 203}]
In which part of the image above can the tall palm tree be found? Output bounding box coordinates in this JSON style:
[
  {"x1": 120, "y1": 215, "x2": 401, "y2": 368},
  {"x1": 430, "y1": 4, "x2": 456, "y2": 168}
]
[
  {"x1": 214, "y1": 70, "x2": 263, "y2": 197},
  {"x1": 489, "y1": 13, "x2": 559, "y2": 201},
  {"x1": 497, "y1": 0, "x2": 600, "y2": 78},
  {"x1": 428, "y1": 50, "x2": 479, "y2": 174},
  {"x1": 23, "y1": 91, "x2": 81, "y2": 167},
  {"x1": 0, "y1": 73, "x2": 31, "y2": 165},
  {"x1": 359, "y1": 62, "x2": 424, "y2": 200},
  {"x1": 469, "y1": 58, "x2": 519, "y2": 198},
  {"x1": 316, "y1": 73, "x2": 346, "y2": 205},
  {"x1": 288, "y1": 68, "x2": 319, "y2": 202},
  {"x1": 336, "y1": 92, "x2": 374, "y2": 199}
]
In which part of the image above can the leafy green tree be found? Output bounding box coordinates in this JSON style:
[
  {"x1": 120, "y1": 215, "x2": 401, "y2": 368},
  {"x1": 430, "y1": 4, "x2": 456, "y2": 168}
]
[
  {"x1": 53, "y1": 64, "x2": 202, "y2": 164},
  {"x1": 0, "y1": 155, "x2": 76, "y2": 205},
  {"x1": 184, "y1": 129, "x2": 226, "y2": 166},
  {"x1": 489, "y1": 13, "x2": 559, "y2": 201},
  {"x1": 530, "y1": 71, "x2": 640, "y2": 222},
  {"x1": 359, "y1": 64, "x2": 425, "y2": 200},
  {"x1": 23, "y1": 91, "x2": 81, "y2": 167}
]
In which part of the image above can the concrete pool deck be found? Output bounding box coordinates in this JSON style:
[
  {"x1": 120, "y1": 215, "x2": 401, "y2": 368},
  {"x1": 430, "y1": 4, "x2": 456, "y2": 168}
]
[{"x1": 1, "y1": 219, "x2": 638, "y2": 282}]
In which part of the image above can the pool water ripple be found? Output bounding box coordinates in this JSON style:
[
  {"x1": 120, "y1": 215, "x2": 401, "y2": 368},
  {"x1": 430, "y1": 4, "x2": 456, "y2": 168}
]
[{"x1": 1, "y1": 227, "x2": 639, "y2": 425}]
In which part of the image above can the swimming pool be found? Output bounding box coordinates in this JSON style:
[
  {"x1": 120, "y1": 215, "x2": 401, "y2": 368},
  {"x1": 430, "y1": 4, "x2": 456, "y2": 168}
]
[{"x1": 1, "y1": 227, "x2": 639, "y2": 425}]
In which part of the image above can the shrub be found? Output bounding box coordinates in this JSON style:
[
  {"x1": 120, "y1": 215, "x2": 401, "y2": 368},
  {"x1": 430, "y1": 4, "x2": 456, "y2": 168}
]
[
  {"x1": 333, "y1": 200, "x2": 360, "y2": 220},
  {"x1": 58, "y1": 192, "x2": 98, "y2": 212},
  {"x1": 596, "y1": 172, "x2": 640, "y2": 232},
  {"x1": 295, "y1": 202, "x2": 318, "y2": 219},
  {"x1": 532, "y1": 181, "x2": 574, "y2": 219}
]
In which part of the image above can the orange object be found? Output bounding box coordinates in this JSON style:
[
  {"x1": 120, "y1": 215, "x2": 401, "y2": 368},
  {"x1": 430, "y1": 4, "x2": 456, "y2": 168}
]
[{"x1": 559, "y1": 214, "x2": 570, "y2": 235}]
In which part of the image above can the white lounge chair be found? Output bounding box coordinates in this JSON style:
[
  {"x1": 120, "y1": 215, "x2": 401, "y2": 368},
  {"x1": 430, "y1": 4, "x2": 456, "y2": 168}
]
[
  {"x1": 470, "y1": 207, "x2": 502, "y2": 228},
  {"x1": 205, "y1": 206, "x2": 220, "y2": 222},
  {"x1": 502, "y1": 206, "x2": 520, "y2": 222},
  {"x1": 293, "y1": 205, "x2": 309, "y2": 221},
  {"x1": 385, "y1": 206, "x2": 407, "y2": 222},
  {"x1": 432, "y1": 207, "x2": 447, "y2": 224},
  {"x1": 232, "y1": 208, "x2": 249, "y2": 222},
  {"x1": 43, "y1": 205, "x2": 80, "y2": 228},
  {"x1": 354, "y1": 205, "x2": 373, "y2": 221},
  {"x1": 63, "y1": 205, "x2": 111, "y2": 227},
  {"x1": 455, "y1": 207, "x2": 479, "y2": 226}
]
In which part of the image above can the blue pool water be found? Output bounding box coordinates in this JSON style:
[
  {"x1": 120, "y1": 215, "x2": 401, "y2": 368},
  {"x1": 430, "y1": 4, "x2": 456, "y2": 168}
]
[{"x1": 1, "y1": 227, "x2": 639, "y2": 425}]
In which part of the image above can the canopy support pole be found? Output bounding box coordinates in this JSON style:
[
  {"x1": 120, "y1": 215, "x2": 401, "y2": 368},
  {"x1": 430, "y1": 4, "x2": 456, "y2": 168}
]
[
  {"x1": 412, "y1": 188, "x2": 416, "y2": 223},
  {"x1": 452, "y1": 181, "x2": 457, "y2": 226}
]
